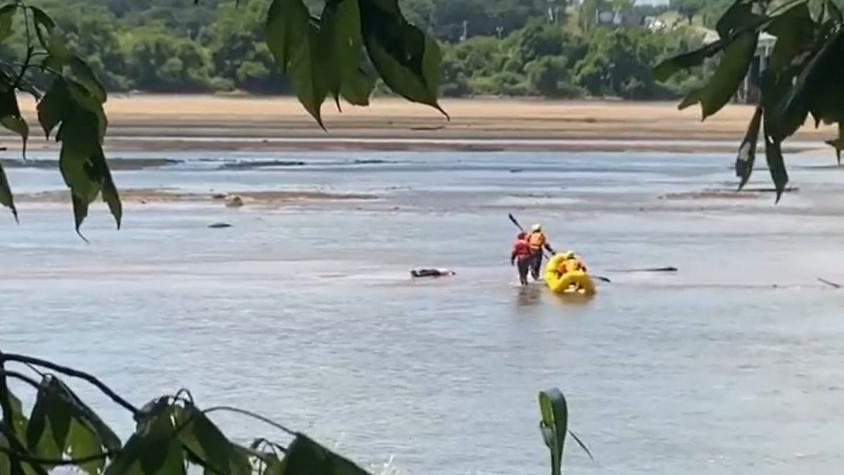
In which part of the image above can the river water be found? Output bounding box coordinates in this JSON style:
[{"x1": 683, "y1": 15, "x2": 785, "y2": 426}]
[{"x1": 4, "y1": 150, "x2": 844, "y2": 474}]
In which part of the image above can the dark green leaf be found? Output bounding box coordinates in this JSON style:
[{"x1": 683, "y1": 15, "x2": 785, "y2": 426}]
[
  {"x1": 67, "y1": 421, "x2": 106, "y2": 475},
  {"x1": 45, "y1": 396, "x2": 72, "y2": 454},
  {"x1": 319, "y1": 0, "x2": 363, "y2": 105},
  {"x1": 66, "y1": 81, "x2": 108, "y2": 142},
  {"x1": 763, "y1": 122, "x2": 788, "y2": 202},
  {"x1": 8, "y1": 389, "x2": 28, "y2": 441},
  {"x1": 0, "y1": 162, "x2": 15, "y2": 222},
  {"x1": 0, "y1": 84, "x2": 29, "y2": 157},
  {"x1": 282, "y1": 433, "x2": 371, "y2": 475},
  {"x1": 56, "y1": 97, "x2": 119, "y2": 232},
  {"x1": 538, "y1": 389, "x2": 568, "y2": 475},
  {"x1": 38, "y1": 79, "x2": 71, "y2": 139},
  {"x1": 69, "y1": 57, "x2": 107, "y2": 104},
  {"x1": 359, "y1": 0, "x2": 445, "y2": 117},
  {"x1": 715, "y1": 0, "x2": 762, "y2": 39},
  {"x1": 825, "y1": 123, "x2": 844, "y2": 165},
  {"x1": 27, "y1": 375, "x2": 121, "y2": 463},
  {"x1": 266, "y1": 0, "x2": 327, "y2": 127},
  {"x1": 0, "y1": 4, "x2": 18, "y2": 41},
  {"x1": 765, "y1": 2, "x2": 815, "y2": 71},
  {"x1": 679, "y1": 32, "x2": 758, "y2": 120},
  {"x1": 339, "y1": 68, "x2": 375, "y2": 106},
  {"x1": 176, "y1": 407, "x2": 249, "y2": 475},
  {"x1": 822, "y1": 0, "x2": 843, "y2": 24},
  {"x1": 653, "y1": 40, "x2": 725, "y2": 82},
  {"x1": 105, "y1": 402, "x2": 182, "y2": 475},
  {"x1": 29, "y1": 6, "x2": 72, "y2": 67},
  {"x1": 0, "y1": 434, "x2": 8, "y2": 475},
  {"x1": 779, "y1": 31, "x2": 842, "y2": 123},
  {"x1": 100, "y1": 153, "x2": 122, "y2": 230},
  {"x1": 736, "y1": 106, "x2": 763, "y2": 190}
]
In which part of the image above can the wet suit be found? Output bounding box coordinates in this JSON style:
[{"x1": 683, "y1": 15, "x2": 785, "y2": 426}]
[{"x1": 511, "y1": 238, "x2": 532, "y2": 285}]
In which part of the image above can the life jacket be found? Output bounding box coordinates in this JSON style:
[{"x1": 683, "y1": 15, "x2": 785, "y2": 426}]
[
  {"x1": 557, "y1": 256, "x2": 585, "y2": 274},
  {"x1": 512, "y1": 239, "x2": 532, "y2": 258},
  {"x1": 528, "y1": 232, "x2": 546, "y2": 250}
]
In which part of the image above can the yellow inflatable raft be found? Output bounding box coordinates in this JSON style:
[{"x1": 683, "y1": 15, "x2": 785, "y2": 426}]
[{"x1": 544, "y1": 254, "x2": 596, "y2": 296}]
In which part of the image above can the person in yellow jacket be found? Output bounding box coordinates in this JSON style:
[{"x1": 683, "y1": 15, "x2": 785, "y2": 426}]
[
  {"x1": 556, "y1": 251, "x2": 587, "y2": 274},
  {"x1": 527, "y1": 223, "x2": 555, "y2": 281}
]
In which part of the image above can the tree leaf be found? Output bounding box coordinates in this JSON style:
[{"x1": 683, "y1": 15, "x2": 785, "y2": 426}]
[
  {"x1": 822, "y1": 0, "x2": 843, "y2": 24},
  {"x1": 319, "y1": 0, "x2": 364, "y2": 104},
  {"x1": 266, "y1": 0, "x2": 327, "y2": 128},
  {"x1": 7, "y1": 389, "x2": 29, "y2": 442},
  {"x1": 736, "y1": 106, "x2": 763, "y2": 190},
  {"x1": 0, "y1": 3, "x2": 18, "y2": 42},
  {"x1": 538, "y1": 389, "x2": 568, "y2": 475},
  {"x1": 67, "y1": 420, "x2": 106, "y2": 475},
  {"x1": 176, "y1": 407, "x2": 249, "y2": 475},
  {"x1": 29, "y1": 6, "x2": 72, "y2": 68},
  {"x1": 779, "y1": 30, "x2": 842, "y2": 124},
  {"x1": 715, "y1": 0, "x2": 763, "y2": 40},
  {"x1": 0, "y1": 162, "x2": 16, "y2": 222},
  {"x1": 765, "y1": 1, "x2": 815, "y2": 71},
  {"x1": 824, "y1": 122, "x2": 844, "y2": 165},
  {"x1": 679, "y1": 31, "x2": 758, "y2": 120},
  {"x1": 39, "y1": 79, "x2": 72, "y2": 139},
  {"x1": 652, "y1": 40, "x2": 725, "y2": 82},
  {"x1": 359, "y1": 0, "x2": 445, "y2": 117},
  {"x1": 105, "y1": 402, "x2": 183, "y2": 475},
  {"x1": 69, "y1": 57, "x2": 107, "y2": 104},
  {"x1": 56, "y1": 98, "x2": 119, "y2": 233},
  {"x1": 100, "y1": 151, "x2": 122, "y2": 230},
  {"x1": 0, "y1": 84, "x2": 29, "y2": 157},
  {"x1": 339, "y1": 68, "x2": 375, "y2": 106},
  {"x1": 281, "y1": 433, "x2": 371, "y2": 475},
  {"x1": 763, "y1": 122, "x2": 788, "y2": 203}
]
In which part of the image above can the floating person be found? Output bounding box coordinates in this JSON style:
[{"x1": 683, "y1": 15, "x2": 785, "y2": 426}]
[{"x1": 411, "y1": 268, "x2": 456, "y2": 278}]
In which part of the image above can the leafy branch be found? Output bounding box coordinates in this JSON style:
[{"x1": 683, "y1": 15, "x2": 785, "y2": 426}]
[
  {"x1": 655, "y1": 0, "x2": 844, "y2": 201},
  {"x1": 0, "y1": 348, "x2": 374, "y2": 475}
]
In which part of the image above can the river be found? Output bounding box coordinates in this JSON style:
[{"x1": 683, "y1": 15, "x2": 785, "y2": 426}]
[{"x1": 3, "y1": 150, "x2": 844, "y2": 474}]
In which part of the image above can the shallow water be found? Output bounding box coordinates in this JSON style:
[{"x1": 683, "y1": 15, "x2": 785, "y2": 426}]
[{"x1": 4, "y1": 151, "x2": 844, "y2": 474}]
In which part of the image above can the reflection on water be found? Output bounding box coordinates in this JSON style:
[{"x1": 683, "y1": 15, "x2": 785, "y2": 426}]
[
  {"x1": 515, "y1": 285, "x2": 544, "y2": 308},
  {"x1": 5, "y1": 151, "x2": 844, "y2": 475}
]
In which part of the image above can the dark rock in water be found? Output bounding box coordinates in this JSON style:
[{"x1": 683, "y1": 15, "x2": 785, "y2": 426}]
[
  {"x1": 509, "y1": 169, "x2": 524, "y2": 173},
  {"x1": 208, "y1": 223, "x2": 232, "y2": 229},
  {"x1": 353, "y1": 159, "x2": 392, "y2": 165},
  {"x1": 211, "y1": 193, "x2": 227, "y2": 200},
  {"x1": 220, "y1": 160, "x2": 306, "y2": 170}
]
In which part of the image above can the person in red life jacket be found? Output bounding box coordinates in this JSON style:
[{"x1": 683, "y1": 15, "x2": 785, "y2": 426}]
[
  {"x1": 510, "y1": 232, "x2": 532, "y2": 285},
  {"x1": 527, "y1": 223, "x2": 555, "y2": 281}
]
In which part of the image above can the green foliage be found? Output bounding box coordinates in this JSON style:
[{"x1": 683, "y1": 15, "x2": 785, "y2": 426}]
[
  {"x1": 539, "y1": 389, "x2": 568, "y2": 475},
  {"x1": 0, "y1": 351, "x2": 376, "y2": 475},
  {"x1": 657, "y1": 0, "x2": 844, "y2": 199}
]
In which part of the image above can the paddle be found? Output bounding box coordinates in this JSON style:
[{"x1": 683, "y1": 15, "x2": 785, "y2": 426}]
[
  {"x1": 605, "y1": 266, "x2": 678, "y2": 273},
  {"x1": 507, "y1": 213, "x2": 612, "y2": 284}
]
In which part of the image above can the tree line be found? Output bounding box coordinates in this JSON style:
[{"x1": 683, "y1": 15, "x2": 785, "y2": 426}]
[{"x1": 0, "y1": 0, "x2": 738, "y2": 99}]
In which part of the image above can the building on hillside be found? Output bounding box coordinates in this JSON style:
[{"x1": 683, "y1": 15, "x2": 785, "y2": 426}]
[{"x1": 595, "y1": 10, "x2": 645, "y2": 27}]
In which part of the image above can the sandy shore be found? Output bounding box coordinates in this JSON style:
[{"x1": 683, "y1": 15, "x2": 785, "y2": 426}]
[{"x1": 1, "y1": 95, "x2": 837, "y2": 153}]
